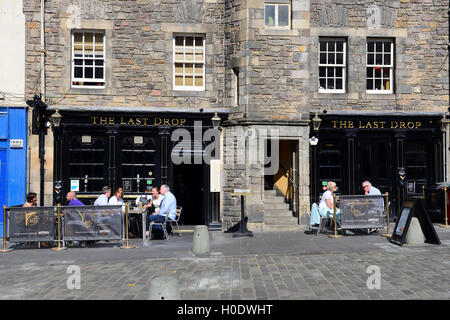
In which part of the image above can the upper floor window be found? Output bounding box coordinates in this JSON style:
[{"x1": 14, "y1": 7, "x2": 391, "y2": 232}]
[
  {"x1": 72, "y1": 31, "x2": 105, "y2": 88},
  {"x1": 265, "y1": 3, "x2": 290, "y2": 29},
  {"x1": 173, "y1": 35, "x2": 205, "y2": 91},
  {"x1": 319, "y1": 38, "x2": 346, "y2": 93},
  {"x1": 367, "y1": 39, "x2": 394, "y2": 93}
]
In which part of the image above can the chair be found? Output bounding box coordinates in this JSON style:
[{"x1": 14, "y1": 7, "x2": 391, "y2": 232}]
[
  {"x1": 149, "y1": 211, "x2": 170, "y2": 241},
  {"x1": 168, "y1": 206, "x2": 182, "y2": 237}
]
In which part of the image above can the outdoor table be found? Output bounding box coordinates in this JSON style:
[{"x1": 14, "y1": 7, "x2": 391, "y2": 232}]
[{"x1": 128, "y1": 207, "x2": 148, "y2": 245}]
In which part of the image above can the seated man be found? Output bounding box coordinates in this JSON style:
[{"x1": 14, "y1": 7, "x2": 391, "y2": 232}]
[{"x1": 147, "y1": 184, "x2": 177, "y2": 238}]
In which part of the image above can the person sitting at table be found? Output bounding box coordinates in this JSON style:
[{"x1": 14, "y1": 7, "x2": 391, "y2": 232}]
[
  {"x1": 66, "y1": 191, "x2": 85, "y2": 206},
  {"x1": 109, "y1": 187, "x2": 124, "y2": 206},
  {"x1": 318, "y1": 181, "x2": 341, "y2": 225},
  {"x1": 146, "y1": 185, "x2": 176, "y2": 239},
  {"x1": 136, "y1": 186, "x2": 153, "y2": 208}
]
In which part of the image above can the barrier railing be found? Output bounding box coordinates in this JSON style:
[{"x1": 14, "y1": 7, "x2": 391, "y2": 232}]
[{"x1": 1, "y1": 204, "x2": 130, "y2": 251}]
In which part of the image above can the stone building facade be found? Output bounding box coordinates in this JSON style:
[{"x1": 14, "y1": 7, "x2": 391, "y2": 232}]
[{"x1": 23, "y1": 0, "x2": 448, "y2": 231}]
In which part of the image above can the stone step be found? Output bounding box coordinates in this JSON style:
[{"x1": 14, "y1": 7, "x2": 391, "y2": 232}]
[
  {"x1": 264, "y1": 196, "x2": 287, "y2": 204},
  {"x1": 264, "y1": 208, "x2": 294, "y2": 216},
  {"x1": 264, "y1": 216, "x2": 298, "y2": 225},
  {"x1": 264, "y1": 190, "x2": 278, "y2": 196},
  {"x1": 263, "y1": 203, "x2": 290, "y2": 210}
]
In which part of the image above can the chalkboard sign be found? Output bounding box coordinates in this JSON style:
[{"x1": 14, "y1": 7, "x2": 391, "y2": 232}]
[{"x1": 390, "y1": 198, "x2": 440, "y2": 246}]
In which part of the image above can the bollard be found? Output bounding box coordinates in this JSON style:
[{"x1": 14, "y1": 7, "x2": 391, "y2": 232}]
[
  {"x1": 148, "y1": 276, "x2": 181, "y2": 300},
  {"x1": 192, "y1": 225, "x2": 210, "y2": 255},
  {"x1": 405, "y1": 217, "x2": 425, "y2": 245}
]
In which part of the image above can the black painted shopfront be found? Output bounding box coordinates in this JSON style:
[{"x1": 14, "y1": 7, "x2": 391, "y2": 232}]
[
  {"x1": 310, "y1": 114, "x2": 444, "y2": 218},
  {"x1": 53, "y1": 110, "x2": 224, "y2": 228}
]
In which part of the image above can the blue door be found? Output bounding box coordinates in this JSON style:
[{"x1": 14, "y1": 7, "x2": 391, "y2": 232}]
[{"x1": 0, "y1": 150, "x2": 6, "y2": 237}]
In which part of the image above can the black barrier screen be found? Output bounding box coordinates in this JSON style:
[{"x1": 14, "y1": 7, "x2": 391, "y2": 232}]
[
  {"x1": 339, "y1": 195, "x2": 385, "y2": 229},
  {"x1": 63, "y1": 205, "x2": 123, "y2": 241},
  {"x1": 8, "y1": 207, "x2": 56, "y2": 242}
]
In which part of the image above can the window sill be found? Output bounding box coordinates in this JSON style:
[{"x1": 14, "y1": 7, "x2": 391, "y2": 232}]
[{"x1": 259, "y1": 29, "x2": 298, "y2": 36}]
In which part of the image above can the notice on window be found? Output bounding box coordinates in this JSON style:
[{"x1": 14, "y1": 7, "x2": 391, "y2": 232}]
[{"x1": 71, "y1": 180, "x2": 80, "y2": 192}]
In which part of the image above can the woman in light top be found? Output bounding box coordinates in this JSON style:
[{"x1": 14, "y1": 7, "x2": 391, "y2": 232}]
[
  {"x1": 318, "y1": 181, "x2": 341, "y2": 223},
  {"x1": 109, "y1": 187, "x2": 124, "y2": 206},
  {"x1": 150, "y1": 186, "x2": 164, "y2": 212}
]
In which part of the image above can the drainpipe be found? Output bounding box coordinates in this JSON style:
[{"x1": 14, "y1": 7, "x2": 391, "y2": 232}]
[{"x1": 40, "y1": 0, "x2": 45, "y2": 101}]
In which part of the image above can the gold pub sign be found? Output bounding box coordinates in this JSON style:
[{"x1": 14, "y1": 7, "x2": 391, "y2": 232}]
[
  {"x1": 90, "y1": 116, "x2": 187, "y2": 127},
  {"x1": 330, "y1": 120, "x2": 422, "y2": 129}
]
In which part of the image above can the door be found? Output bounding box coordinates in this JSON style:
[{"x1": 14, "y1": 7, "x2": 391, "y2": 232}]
[
  {"x1": 357, "y1": 136, "x2": 393, "y2": 196},
  {"x1": 118, "y1": 132, "x2": 160, "y2": 194}
]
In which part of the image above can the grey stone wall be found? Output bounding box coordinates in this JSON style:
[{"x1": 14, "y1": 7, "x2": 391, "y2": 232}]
[
  {"x1": 24, "y1": 0, "x2": 226, "y2": 110},
  {"x1": 309, "y1": 0, "x2": 449, "y2": 112}
]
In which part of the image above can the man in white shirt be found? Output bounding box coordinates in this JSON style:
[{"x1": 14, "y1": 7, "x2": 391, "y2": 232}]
[
  {"x1": 362, "y1": 180, "x2": 384, "y2": 211},
  {"x1": 94, "y1": 186, "x2": 111, "y2": 206}
]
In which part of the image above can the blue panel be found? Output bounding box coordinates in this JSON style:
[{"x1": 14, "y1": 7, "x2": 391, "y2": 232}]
[
  {"x1": 0, "y1": 150, "x2": 6, "y2": 237},
  {"x1": 0, "y1": 107, "x2": 8, "y2": 139},
  {"x1": 7, "y1": 107, "x2": 27, "y2": 207}
]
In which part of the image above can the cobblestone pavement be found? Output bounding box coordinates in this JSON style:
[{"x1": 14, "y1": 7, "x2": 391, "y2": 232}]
[{"x1": 1, "y1": 228, "x2": 450, "y2": 300}]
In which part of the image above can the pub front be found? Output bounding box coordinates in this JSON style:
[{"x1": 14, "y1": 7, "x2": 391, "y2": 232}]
[
  {"x1": 52, "y1": 108, "x2": 226, "y2": 229},
  {"x1": 310, "y1": 112, "x2": 444, "y2": 218}
]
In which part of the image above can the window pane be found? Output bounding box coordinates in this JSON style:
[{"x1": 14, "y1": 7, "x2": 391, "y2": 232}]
[
  {"x1": 383, "y1": 79, "x2": 390, "y2": 91},
  {"x1": 175, "y1": 51, "x2": 184, "y2": 61},
  {"x1": 185, "y1": 63, "x2": 193, "y2": 74},
  {"x1": 327, "y1": 41, "x2": 335, "y2": 52},
  {"x1": 175, "y1": 63, "x2": 183, "y2": 74},
  {"x1": 175, "y1": 36, "x2": 184, "y2": 46},
  {"x1": 194, "y1": 64, "x2": 203, "y2": 75},
  {"x1": 367, "y1": 53, "x2": 374, "y2": 65},
  {"x1": 376, "y1": 42, "x2": 382, "y2": 52},
  {"x1": 319, "y1": 78, "x2": 326, "y2": 90},
  {"x1": 335, "y1": 78, "x2": 343, "y2": 89},
  {"x1": 382, "y1": 68, "x2": 389, "y2": 77},
  {"x1": 278, "y1": 5, "x2": 289, "y2": 26},
  {"x1": 320, "y1": 53, "x2": 327, "y2": 64},
  {"x1": 384, "y1": 54, "x2": 391, "y2": 65},
  {"x1": 328, "y1": 53, "x2": 335, "y2": 64},
  {"x1": 85, "y1": 59, "x2": 93, "y2": 66},
  {"x1": 327, "y1": 78, "x2": 334, "y2": 89},
  {"x1": 95, "y1": 33, "x2": 103, "y2": 45},
  {"x1": 367, "y1": 67, "x2": 373, "y2": 78},
  {"x1": 195, "y1": 76, "x2": 203, "y2": 87},
  {"x1": 376, "y1": 54, "x2": 382, "y2": 64},
  {"x1": 384, "y1": 42, "x2": 391, "y2": 52},
  {"x1": 367, "y1": 79, "x2": 373, "y2": 90},
  {"x1": 375, "y1": 79, "x2": 381, "y2": 89},
  {"x1": 265, "y1": 5, "x2": 275, "y2": 26},
  {"x1": 367, "y1": 42, "x2": 374, "y2": 52},
  {"x1": 95, "y1": 67, "x2": 103, "y2": 79},
  {"x1": 327, "y1": 67, "x2": 334, "y2": 77},
  {"x1": 336, "y1": 41, "x2": 343, "y2": 52},
  {"x1": 185, "y1": 37, "x2": 193, "y2": 47},
  {"x1": 185, "y1": 75, "x2": 193, "y2": 86},
  {"x1": 319, "y1": 67, "x2": 326, "y2": 77},
  {"x1": 194, "y1": 52, "x2": 203, "y2": 62},
  {"x1": 375, "y1": 67, "x2": 381, "y2": 77},
  {"x1": 74, "y1": 67, "x2": 83, "y2": 78},
  {"x1": 175, "y1": 75, "x2": 183, "y2": 86},
  {"x1": 320, "y1": 41, "x2": 326, "y2": 52},
  {"x1": 85, "y1": 67, "x2": 93, "y2": 79},
  {"x1": 74, "y1": 59, "x2": 83, "y2": 66},
  {"x1": 95, "y1": 60, "x2": 104, "y2": 66},
  {"x1": 195, "y1": 37, "x2": 203, "y2": 47},
  {"x1": 336, "y1": 67, "x2": 342, "y2": 77},
  {"x1": 185, "y1": 49, "x2": 194, "y2": 61},
  {"x1": 336, "y1": 53, "x2": 343, "y2": 64}
]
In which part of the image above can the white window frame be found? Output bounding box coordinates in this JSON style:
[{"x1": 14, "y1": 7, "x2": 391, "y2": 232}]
[
  {"x1": 173, "y1": 34, "x2": 206, "y2": 91},
  {"x1": 366, "y1": 39, "x2": 394, "y2": 94},
  {"x1": 264, "y1": 3, "x2": 291, "y2": 29},
  {"x1": 318, "y1": 38, "x2": 346, "y2": 93},
  {"x1": 71, "y1": 30, "x2": 106, "y2": 89}
]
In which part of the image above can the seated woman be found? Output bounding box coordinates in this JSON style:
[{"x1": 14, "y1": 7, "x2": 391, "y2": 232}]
[{"x1": 310, "y1": 181, "x2": 341, "y2": 227}]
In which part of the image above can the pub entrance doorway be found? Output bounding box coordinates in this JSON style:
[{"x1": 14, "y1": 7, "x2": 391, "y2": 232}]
[
  {"x1": 173, "y1": 164, "x2": 205, "y2": 226},
  {"x1": 357, "y1": 135, "x2": 394, "y2": 197}
]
